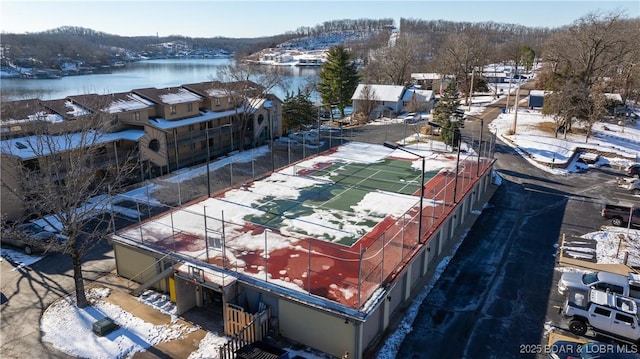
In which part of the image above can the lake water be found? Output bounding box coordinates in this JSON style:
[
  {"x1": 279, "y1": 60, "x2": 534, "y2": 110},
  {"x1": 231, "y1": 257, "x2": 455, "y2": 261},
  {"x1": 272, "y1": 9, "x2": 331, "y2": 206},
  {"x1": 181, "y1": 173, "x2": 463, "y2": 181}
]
[{"x1": 1, "y1": 58, "x2": 321, "y2": 102}]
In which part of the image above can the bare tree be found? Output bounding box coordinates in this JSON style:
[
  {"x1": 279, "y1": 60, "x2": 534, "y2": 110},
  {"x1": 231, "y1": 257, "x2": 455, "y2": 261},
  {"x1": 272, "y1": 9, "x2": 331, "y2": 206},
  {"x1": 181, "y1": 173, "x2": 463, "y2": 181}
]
[
  {"x1": 357, "y1": 84, "x2": 378, "y2": 121},
  {"x1": 543, "y1": 11, "x2": 635, "y2": 88},
  {"x1": 583, "y1": 82, "x2": 608, "y2": 143},
  {"x1": 1, "y1": 100, "x2": 139, "y2": 308},
  {"x1": 432, "y1": 28, "x2": 490, "y2": 103},
  {"x1": 405, "y1": 92, "x2": 423, "y2": 114},
  {"x1": 360, "y1": 33, "x2": 427, "y2": 85},
  {"x1": 543, "y1": 79, "x2": 590, "y2": 138},
  {"x1": 540, "y1": 11, "x2": 638, "y2": 138},
  {"x1": 215, "y1": 61, "x2": 288, "y2": 150}
]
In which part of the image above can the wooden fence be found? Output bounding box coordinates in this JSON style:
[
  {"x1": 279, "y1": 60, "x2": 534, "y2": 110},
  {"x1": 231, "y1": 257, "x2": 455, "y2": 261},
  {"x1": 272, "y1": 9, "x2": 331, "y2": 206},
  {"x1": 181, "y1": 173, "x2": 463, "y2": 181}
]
[{"x1": 218, "y1": 303, "x2": 271, "y2": 359}]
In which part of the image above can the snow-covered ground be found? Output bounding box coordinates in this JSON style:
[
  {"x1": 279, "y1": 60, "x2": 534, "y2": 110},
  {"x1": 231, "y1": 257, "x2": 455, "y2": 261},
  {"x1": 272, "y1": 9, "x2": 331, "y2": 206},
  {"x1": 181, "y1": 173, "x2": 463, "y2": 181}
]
[
  {"x1": 40, "y1": 287, "x2": 328, "y2": 359},
  {"x1": 2, "y1": 78, "x2": 640, "y2": 358}
]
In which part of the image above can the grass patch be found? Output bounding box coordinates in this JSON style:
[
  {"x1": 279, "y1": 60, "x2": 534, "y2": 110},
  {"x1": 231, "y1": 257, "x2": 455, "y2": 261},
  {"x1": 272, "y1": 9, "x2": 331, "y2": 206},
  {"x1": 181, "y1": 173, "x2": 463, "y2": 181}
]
[
  {"x1": 537, "y1": 122, "x2": 557, "y2": 134},
  {"x1": 537, "y1": 121, "x2": 589, "y2": 136}
]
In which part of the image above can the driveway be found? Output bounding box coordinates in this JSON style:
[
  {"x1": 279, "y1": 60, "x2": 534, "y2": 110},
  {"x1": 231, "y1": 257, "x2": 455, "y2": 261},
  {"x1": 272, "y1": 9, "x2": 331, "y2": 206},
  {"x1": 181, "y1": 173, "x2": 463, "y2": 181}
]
[{"x1": 393, "y1": 82, "x2": 632, "y2": 358}]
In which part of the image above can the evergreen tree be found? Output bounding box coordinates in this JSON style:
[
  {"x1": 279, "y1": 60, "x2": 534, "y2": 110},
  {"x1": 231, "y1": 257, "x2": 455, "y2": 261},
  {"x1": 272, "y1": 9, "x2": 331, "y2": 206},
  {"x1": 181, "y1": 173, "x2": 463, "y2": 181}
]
[
  {"x1": 282, "y1": 89, "x2": 317, "y2": 132},
  {"x1": 520, "y1": 45, "x2": 536, "y2": 73},
  {"x1": 432, "y1": 81, "x2": 463, "y2": 147},
  {"x1": 318, "y1": 45, "x2": 360, "y2": 118}
]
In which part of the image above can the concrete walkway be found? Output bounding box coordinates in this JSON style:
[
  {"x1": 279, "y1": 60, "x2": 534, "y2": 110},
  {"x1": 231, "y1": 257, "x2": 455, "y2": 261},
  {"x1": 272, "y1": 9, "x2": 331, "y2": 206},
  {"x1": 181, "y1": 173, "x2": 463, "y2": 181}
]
[{"x1": 93, "y1": 273, "x2": 209, "y2": 359}]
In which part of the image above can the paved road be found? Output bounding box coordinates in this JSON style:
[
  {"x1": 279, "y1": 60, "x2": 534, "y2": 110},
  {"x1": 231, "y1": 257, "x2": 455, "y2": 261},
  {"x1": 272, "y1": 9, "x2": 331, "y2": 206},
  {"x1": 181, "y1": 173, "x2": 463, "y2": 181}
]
[
  {"x1": 1, "y1": 241, "x2": 115, "y2": 358},
  {"x1": 394, "y1": 82, "x2": 633, "y2": 358}
]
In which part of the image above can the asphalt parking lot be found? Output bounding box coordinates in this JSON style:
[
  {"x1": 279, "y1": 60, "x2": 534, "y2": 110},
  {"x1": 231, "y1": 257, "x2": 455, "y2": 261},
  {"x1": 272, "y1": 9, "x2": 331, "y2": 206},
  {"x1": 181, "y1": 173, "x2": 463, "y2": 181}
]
[{"x1": 543, "y1": 165, "x2": 639, "y2": 356}]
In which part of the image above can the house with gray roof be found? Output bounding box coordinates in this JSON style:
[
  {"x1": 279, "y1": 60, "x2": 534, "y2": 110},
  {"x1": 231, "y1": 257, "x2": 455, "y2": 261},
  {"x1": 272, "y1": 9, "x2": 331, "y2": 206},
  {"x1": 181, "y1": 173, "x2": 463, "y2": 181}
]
[{"x1": 351, "y1": 84, "x2": 406, "y2": 119}]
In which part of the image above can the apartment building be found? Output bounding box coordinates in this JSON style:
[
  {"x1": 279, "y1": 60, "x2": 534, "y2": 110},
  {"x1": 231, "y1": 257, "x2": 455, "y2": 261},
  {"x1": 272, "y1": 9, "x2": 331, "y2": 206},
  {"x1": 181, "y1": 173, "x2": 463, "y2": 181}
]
[{"x1": 0, "y1": 81, "x2": 283, "y2": 222}]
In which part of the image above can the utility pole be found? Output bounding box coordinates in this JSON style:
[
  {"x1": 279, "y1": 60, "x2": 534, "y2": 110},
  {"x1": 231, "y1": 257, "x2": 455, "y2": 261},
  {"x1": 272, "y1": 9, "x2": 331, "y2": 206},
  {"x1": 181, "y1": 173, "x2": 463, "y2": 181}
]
[
  {"x1": 512, "y1": 85, "x2": 521, "y2": 134},
  {"x1": 505, "y1": 73, "x2": 513, "y2": 113},
  {"x1": 468, "y1": 68, "x2": 475, "y2": 112}
]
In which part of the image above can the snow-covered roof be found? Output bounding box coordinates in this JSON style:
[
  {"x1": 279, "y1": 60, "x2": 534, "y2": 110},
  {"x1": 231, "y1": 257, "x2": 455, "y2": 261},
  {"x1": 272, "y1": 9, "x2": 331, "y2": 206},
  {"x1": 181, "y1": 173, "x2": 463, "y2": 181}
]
[
  {"x1": 605, "y1": 93, "x2": 623, "y2": 103},
  {"x1": 402, "y1": 89, "x2": 434, "y2": 102},
  {"x1": 64, "y1": 100, "x2": 91, "y2": 116},
  {"x1": 105, "y1": 93, "x2": 155, "y2": 113},
  {"x1": 159, "y1": 88, "x2": 202, "y2": 104},
  {"x1": 481, "y1": 72, "x2": 508, "y2": 78},
  {"x1": 529, "y1": 90, "x2": 552, "y2": 97},
  {"x1": 149, "y1": 110, "x2": 236, "y2": 130},
  {"x1": 352, "y1": 84, "x2": 406, "y2": 102},
  {"x1": 133, "y1": 87, "x2": 202, "y2": 105},
  {"x1": 411, "y1": 73, "x2": 441, "y2": 80},
  {"x1": 174, "y1": 262, "x2": 236, "y2": 288},
  {"x1": 2, "y1": 111, "x2": 64, "y2": 126},
  {"x1": 206, "y1": 88, "x2": 228, "y2": 97},
  {"x1": 0, "y1": 129, "x2": 145, "y2": 160},
  {"x1": 248, "y1": 97, "x2": 267, "y2": 112}
]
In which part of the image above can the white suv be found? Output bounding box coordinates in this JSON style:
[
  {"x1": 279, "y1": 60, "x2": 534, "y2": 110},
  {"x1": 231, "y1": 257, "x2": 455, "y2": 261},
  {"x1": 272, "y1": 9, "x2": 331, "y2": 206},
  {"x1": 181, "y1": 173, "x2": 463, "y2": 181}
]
[{"x1": 563, "y1": 287, "x2": 640, "y2": 343}]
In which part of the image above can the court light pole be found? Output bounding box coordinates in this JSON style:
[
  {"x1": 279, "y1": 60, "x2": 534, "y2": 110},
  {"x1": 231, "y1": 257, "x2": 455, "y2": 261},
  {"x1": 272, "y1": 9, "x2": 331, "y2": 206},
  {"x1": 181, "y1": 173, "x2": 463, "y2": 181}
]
[
  {"x1": 436, "y1": 123, "x2": 462, "y2": 205},
  {"x1": 455, "y1": 109, "x2": 484, "y2": 177},
  {"x1": 205, "y1": 127, "x2": 212, "y2": 196},
  {"x1": 452, "y1": 129, "x2": 461, "y2": 204},
  {"x1": 383, "y1": 141, "x2": 426, "y2": 244}
]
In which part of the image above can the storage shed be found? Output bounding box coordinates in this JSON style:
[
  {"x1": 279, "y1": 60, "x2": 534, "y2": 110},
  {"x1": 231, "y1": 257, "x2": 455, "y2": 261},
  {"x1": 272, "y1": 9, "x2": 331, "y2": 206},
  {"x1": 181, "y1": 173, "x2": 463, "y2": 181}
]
[{"x1": 528, "y1": 90, "x2": 552, "y2": 109}]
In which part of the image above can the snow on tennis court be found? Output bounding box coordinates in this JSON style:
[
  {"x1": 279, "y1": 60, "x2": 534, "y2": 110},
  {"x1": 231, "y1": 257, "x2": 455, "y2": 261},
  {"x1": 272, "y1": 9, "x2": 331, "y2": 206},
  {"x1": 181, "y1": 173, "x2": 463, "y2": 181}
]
[{"x1": 115, "y1": 141, "x2": 480, "y2": 308}]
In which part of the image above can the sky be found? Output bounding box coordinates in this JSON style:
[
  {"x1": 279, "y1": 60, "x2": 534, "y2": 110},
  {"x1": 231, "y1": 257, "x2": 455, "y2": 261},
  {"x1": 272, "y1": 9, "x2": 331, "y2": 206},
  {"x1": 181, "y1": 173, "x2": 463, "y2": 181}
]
[
  {"x1": 2, "y1": 75, "x2": 640, "y2": 358},
  {"x1": 1, "y1": 1, "x2": 639, "y2": 38}
]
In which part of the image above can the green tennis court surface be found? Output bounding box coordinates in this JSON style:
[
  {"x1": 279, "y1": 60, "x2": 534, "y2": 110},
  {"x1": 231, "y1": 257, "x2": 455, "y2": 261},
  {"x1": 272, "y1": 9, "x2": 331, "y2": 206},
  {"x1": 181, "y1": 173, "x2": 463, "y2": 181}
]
[{"x1": 245, "y1": 157, "x2": 440, "y2": 246}]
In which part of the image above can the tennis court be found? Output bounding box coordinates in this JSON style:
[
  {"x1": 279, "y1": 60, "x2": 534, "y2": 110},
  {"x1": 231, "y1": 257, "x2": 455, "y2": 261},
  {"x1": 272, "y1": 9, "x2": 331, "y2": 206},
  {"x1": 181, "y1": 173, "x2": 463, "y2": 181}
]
[
  {"x1": 244, "y1": 156, "x2": 441, "y2": 246},
  {"x1": 116, "y1": 141, "x2": 488, "y2": 308}
]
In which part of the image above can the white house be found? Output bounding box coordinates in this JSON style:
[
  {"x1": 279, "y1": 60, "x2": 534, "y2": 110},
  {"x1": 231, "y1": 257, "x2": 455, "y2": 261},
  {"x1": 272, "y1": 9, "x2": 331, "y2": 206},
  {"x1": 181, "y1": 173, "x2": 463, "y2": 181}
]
[
  {"x1": 410, "y1": 73, "x2": 455, "y2": 94},
  {"x1": 604, "y1": 93, "x2": 623, "y2": 105},
  {"x1": 401, "y1": 88, "x2": 435, "y2": 114},
  {"x1": 351, "y1": 84, "x2": 406, "y2": 119},
  {"x1": 410, "y1": 73, "x2": 441, "y2": 89}
]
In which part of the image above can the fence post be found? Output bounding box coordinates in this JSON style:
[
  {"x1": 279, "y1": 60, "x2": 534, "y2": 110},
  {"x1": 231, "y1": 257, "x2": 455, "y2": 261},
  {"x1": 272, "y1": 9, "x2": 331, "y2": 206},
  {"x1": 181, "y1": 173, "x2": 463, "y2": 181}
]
[{"x1": 357, "y1": 244, "x2": 363, "y2": 308}]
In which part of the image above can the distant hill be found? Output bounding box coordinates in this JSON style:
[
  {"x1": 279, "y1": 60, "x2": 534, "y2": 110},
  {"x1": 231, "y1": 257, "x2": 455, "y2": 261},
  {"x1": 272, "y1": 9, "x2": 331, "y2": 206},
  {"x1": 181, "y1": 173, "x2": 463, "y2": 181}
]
[
  {"x1": 0, "y1": 26, "x2": 299, "y2": 70},
  {"x1": 0, "y1": 18, "x2": 554, "y2": 77}
]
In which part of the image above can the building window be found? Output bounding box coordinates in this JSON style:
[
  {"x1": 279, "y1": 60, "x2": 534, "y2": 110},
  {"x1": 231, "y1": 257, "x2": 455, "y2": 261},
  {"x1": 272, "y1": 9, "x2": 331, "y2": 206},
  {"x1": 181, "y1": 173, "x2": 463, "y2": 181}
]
[
  {"x1": 215, "y1": 98, "x2": 221, "y2": 107},
  {"x1": 187, "y1": 103, "x2": 193, "y2": 112},
  {"x1": 133, "y1": 112, "x2": 140, "y2": 121},
  {"x1": 24, "y1": 159, "x2": 40, "y2": 171},
  {"x1": 170, "y1": 105, "x2": 177, "y2": 115},
  {"x1": 149, "y1": 139, "x2": 160, "y2": 152},
  {"x1": 189, "y1": 124, "x2": 195, "y2": 131}
]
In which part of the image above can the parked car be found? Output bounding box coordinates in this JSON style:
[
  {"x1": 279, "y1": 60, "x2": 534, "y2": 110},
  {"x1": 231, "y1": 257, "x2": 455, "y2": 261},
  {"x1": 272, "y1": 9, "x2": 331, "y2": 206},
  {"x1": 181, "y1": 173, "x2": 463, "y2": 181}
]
[
  {"x1": 1, "y1": 222, "x2": 62, "y2": 255},
  {"x1": 615, "y1": 107, "x2": 640, "y2": 121},
  {"x1": 627, "y1": 180, "x2": 640, "y2": 195},
  {"x1": 562, "y1": 287, "x2": 640, "y2": 343},
  {"x1": 625, "y1": 164, "x2": 640, "y2": 178},
  {"x1": 601, "y1": 204, "x2": 640, "y2": 227},
  {"x1": 558, "y1": 271, "x2": 630, "y2": 297}
]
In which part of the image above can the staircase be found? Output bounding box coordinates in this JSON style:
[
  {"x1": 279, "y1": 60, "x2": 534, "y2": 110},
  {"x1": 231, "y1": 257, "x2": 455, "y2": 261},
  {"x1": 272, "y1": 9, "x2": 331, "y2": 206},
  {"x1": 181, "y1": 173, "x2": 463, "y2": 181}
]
[{"x1": 130, "y1": 266, "x2": 175, "y2": 297}]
